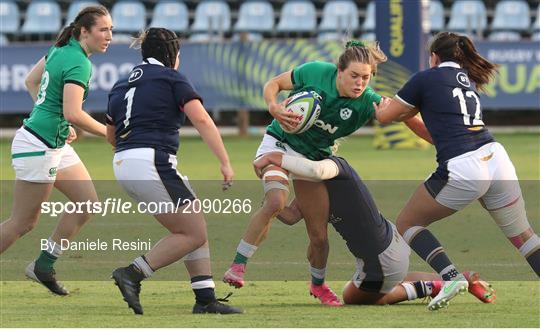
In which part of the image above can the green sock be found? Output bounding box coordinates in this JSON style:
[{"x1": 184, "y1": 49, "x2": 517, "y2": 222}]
[
  {"x1": 233, "y1": 252, "x2": 248, "y2": 264},
  {"x1": 311, "y1": 276, "x2": 324, "y2": 286},
  {"x1": 34, "y1": 251, "x2": 57, "y2": 272}
]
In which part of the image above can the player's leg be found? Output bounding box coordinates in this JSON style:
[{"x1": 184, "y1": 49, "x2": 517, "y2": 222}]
[
  {"x1": 396, "y1": 183, "x2": 470, "y2": 310},
  {"x1": 0, "y1": 180, "x2": 53, "y2": 253},
  {"x1": 25, "y1": 148, "x2": 95, "y2": 295},
  {"x1": 183, "y1": 242, "x2": 243, "y2": 314},
  {"x1": 2, "y1": 129, "x2": 58, "y2": 254},
  {"x1": 293, "y1": 180, "x2": 340, "y2": 306},
  {"x1": 343, "y1": 233, "x2": 437, "y2": 306},
  {"x1": 482, "y1": 142, "x2": 540, "y2": 276},
  {"x1": 112, "y1": 207, "x2": 207, "y2": 315},
  {"x1": 224, "y1": 145, "x2": 290, "y2": 288}
]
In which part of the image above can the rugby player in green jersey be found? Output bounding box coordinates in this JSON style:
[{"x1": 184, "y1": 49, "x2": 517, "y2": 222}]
[
  {"x1": 0, "y1": 6, "x2": 113, "y2": 296},
  {"x1": 224, "y1": 41, "x2": 432, "y2": 305}
]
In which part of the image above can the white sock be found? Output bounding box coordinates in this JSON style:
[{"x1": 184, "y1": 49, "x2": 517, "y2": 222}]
[
  {"x1": 310, "y1": 266, "x2": 326, "y2": 283},
  {"x1": 45, "y1": 238, "x2": 63, "y2": 257},
  {"x1": 133, "y1": 256, "x2": 154, "y2": 278},
  {"x1": 237, "y1": 239, "x2": 258, "y2": 258},
  {"x1": 401, "y1": 283, "x2": 417, "y2": 300}
]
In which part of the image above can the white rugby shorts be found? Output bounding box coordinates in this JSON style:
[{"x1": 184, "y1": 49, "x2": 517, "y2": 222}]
[{"x1": 11, "y1": 127, "x2": 81, "y2": 183}]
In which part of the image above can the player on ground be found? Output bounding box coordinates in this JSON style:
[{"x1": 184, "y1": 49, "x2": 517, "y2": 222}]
[
  {"x1": 106, "y1": 28, "x2": 242, "y2": 315},
  {"x1": 374, "y1": 31, "x2": 540, "y2": 310},
  {"x1": 223, "y1": 40, "x2": 431, "y2": 306},
  {"x1": 0, "y1": 6, "x2": 113, "y2": 296},
  {"x1": 253, "y1": 152, "x2": 495, "y2": 306}
]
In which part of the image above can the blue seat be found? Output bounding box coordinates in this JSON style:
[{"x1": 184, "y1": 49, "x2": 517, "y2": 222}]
[
  {"x1": 447, "y1": 0, "x2": 487, "y2": 33},
  {"x1": 492, "y1": 0, "x2": 530, "y2": 32},
  {"x1": 191, "y1": 1, "x2": 231, "y2": 33},
  {"x1": 21, "y1": 0, "x2": 61, "y2": 34},
  {"x1": 111, "y1": 0, "x2": 146, "y2": 33},
  {"x1": 362, "y1": 1, "x2": 375, "y2": 32},
  {"x1": 276, "y1": 0, "x2": 316, "y2": 33},
  {"x1": 534, "y1": 6, "x2": 540, "y2": 32},
  {"x1": 319, "y1": 1, "x2": 359, "y2": 33},
  {"x1": 488, "y1": 31, "x2": 521, "y2": 41},
  {"x1": 532, "y1": 31, "x2": 540, "y2": 41},
  {"x1": 429, "y1": 0, "x2": 445, "y2": 32},
  {"x1": 234, "y1": 1, "x2": 274, "y2": 33},
  {"x1": 360, "y1": 32, "x2": 376, "y2": 42},
  {"x1": 149, "y1": 0, "x2": 188, "y2": 32},
  {"x1": 0, "y1": 34, "x2": 8, "y2": 46},
  {"x1": 0, "y1": 0, "x2": 19, "y2": 33},
  {"x1": 66, "y1": 1, "x2": 99, "y2": 25}
]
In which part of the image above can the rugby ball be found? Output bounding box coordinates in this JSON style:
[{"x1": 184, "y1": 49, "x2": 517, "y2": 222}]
[{"x1": 281, "y1": 91, "x2": 321, "y2": 134}]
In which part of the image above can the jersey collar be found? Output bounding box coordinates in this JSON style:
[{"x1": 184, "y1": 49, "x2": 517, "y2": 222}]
[
  {"x1": 69, "y1": 37, "x2": 89, "y2": 57},
  {"x1": 438, "y1": 61, "x2": 461, "y2": 68},
  {"x1": 143, "y1": 57, "x2": 165, "y2": 66}
]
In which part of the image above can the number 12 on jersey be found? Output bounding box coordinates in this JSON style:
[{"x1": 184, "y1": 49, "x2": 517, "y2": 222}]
[{"x1": 452, "y1": 87, "x2": 484, "y2": 126}]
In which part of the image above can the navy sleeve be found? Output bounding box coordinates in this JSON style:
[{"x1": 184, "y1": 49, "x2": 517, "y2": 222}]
[
  {"x1": 396, "y1": 71, "x2": 425, "y2": 108},
  {"x1": 106, "y1": 90, "x2": 115, "y2": 125},
  {"x1": 173, "y1": 72, "x2": 203, "y2": 110}
]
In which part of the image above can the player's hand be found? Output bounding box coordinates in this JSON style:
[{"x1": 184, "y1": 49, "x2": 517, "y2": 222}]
[
  {"x1": 220, "y1": 162, "x2": 234, "y2": 191},
  {"x1": 276, "y1": 199, "x2": 303, "y2": 226},
  {"x1": 373, "y1": 96, "x2": 391, "y2": 113},
  {"x1": 253, "y1": 152, "x2": 283, "y2": 178},
  {"x1": 268, "y1": 98, "x2": 301, "y2": 132},
  {"x1": 66, "y1": 126, "x2": 77, "y2": 144}
]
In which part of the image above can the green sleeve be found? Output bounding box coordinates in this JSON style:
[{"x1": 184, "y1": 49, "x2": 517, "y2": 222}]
[
  {"x1": 363, "y1": 87, "x2": 382, "y2": 118},
  {"x1": 63, "y1": 57, "x2": 91, "y2": 88}
]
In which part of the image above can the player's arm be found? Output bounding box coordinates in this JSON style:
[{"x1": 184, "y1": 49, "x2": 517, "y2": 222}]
[
  {"x1": 276, "y1": 199, "x2": 304, "y2": 226},
  {"x1": 404, "y1": 116, "x2": 433, "y2": 144},
  {"x1": 25, "y1": 56, "x2": 46, "y2": 102},
  {"x1": 263, "y1": 70, "x2": 300, "y2": 131},
  {"x1": 184, "y1": 99, "x2": 233, "y2": 187},
  {"x1": 63, "y1": 83, "x2": 106, "y2": 137},
  {"x1": 253, "y1": 152, "x2": 339, "y2": 181},
  {"x1": 373, "y1": 97, "x2": 419, "y2": 124},
  {"x1": 105, "y1": 124, "x2": 116, "y2": 147}
]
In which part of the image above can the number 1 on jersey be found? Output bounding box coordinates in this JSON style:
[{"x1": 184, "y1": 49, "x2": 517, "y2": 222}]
[
  {"x1": 123, "y1": 87, "x2": 136, "y2": 127},
  {"x1": 452, "y1": 87, "x2": 484, "y2": 126}
]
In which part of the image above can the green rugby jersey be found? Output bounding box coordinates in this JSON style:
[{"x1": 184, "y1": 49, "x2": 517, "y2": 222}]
[
  {"x1": 266, "y1": 61, "x2": 381, "y2": 160},
  {"x1": 23, "y1": 37, "x2": 92, "y2": 148}
]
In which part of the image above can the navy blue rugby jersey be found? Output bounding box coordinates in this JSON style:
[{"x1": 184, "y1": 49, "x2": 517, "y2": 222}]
[
  {"x1": 107, "y1": 58, "x2": 201, "y2": 155},
  {"x1": 396, "y1": 62, "x2": 494, "y2": 164},
  {"x1": 324, "y1": 156, "x2": 393, "y2": 258}
]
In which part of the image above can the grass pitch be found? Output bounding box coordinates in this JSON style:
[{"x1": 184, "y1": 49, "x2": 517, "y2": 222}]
[{"x1": 1, "y1": 133, "x2": 539, "y2": 327}]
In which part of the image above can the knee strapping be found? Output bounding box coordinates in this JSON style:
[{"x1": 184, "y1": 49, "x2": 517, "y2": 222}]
[
  {"x1": 262, "y1": 170, "x2": 289, "y2": 193},
  {"x1": 489, "y1": 197, "x2": 531, "y2": 237},
  {"x1": 184, "y1": 247, "x2": 210, "y2": 261}
]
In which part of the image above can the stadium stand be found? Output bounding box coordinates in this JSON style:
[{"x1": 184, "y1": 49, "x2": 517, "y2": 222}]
[
  {"x1": 190, "y1": 0, "x2": 231, "y2": 41},
  {"x1": 276, "y1": 0, "x2": 317, "y2": 34},
  {"x1": 21, "y1": 0, "x2": 62, "y2": 35},
  {"x1": 2, "y1": 0, "x2": 540, "y2": 42},
  {"x1": 149, "y1": 0, "x2": 189, "y2": 32},
  {"x1": 318, "y1": 1, "x2": 359, "y2": 33},
  {"x1": 66, "y1": 1, "x2": 100, "y2": 24},
  {"x1": 0, "y1": 0, "x2": 20, "y2": 34},
  {"x1": 488, "y1": 31, "x2": 522, "y2": 41},
  {"x1": 491, "y1": 0, "x2": 531, "y2": 32},
  {"x1": 447, "y1": 0, "x2": 487, "y2": 35},
  {"x1": 233, "y1": 0, "x2": 273, "y2": 41},
  {"x1": 111, "y1": 0, "x2": 146, "y2": 32},
  {"x1": 0, "y1": 34, "x2": 8, "y2": 46},
  {"x1": 362, "y1": 1, "x2": 375, "y2": 34},
  {"x1": 429, "y1": 0, "x2": 444, "y2": 32}
]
